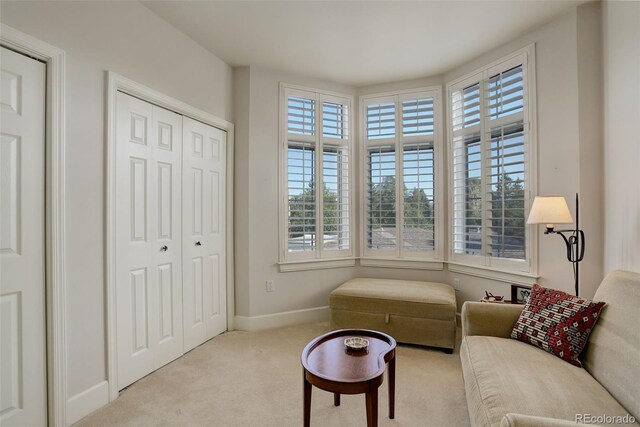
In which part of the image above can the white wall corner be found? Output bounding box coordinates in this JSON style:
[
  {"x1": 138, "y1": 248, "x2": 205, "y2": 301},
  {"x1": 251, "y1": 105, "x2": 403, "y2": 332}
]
[
  {"x1": 66, "y1": 381, "x2": 109, "y2": 425},
  {"x1": 234, "y1": 306, "x2": 330, "y2": 332}
]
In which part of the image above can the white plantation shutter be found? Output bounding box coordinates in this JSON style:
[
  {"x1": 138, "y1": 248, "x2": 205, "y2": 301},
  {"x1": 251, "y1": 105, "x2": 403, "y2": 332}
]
[
  {"x1": 321, "y1": 96, "x2": 350, "y2": 251},
  {"x1": 366, "y1": 146, "x2": 397, "y2": 250},
  {"x1": 487, "y1": 65, "x2": 524, "y2": 120},
  {"x1": 287, "y1": 143, "x2": 316, "y2": 251},
  {"x1": 286, "y1": 91, "x2": 317, "y2": 253},
  {"x1": 485, "y1": 64, "x2": 526, "y2": 260},
  {"x1": 463, "y1": 83, "x2": 481, "y2": 128},
  {"x1": 281, "y1": 86, "x2": 352, "y2": 262},
  {"x1": 322, "y1": 101, "x2": 348, "y2": 140},
  {"x1": 363, "y1": 90, "x2": 440, "y2": 259},
  {"x1": 367, "y1": 102, "x2": 396, "y2": 140},
  {"x1": 288, "y1": 96, "x2": 316, "y2": 136},
  {"x1": 448, "y1": 49, "x2": 533, "y2": 271},
  {"x1": 400, "y1": 94, "x2": 436, "y2": 252},
  {"x1": 451, "y1": 83, "x2": 481, "y2": 131},
  {"x1": 322, "y1": 146, "x2": 349, "y2": 250},
  {"x1": 402, "y1": 143, "x2": 435, "y2": 251},
  {"x1": 451, "y1": 78, "x2": 483, "y2": 257},
  {"x1": 486, "y1": 122, "x2": 525, "y2": 259},
  {"x1": 402, "y1": 98, "x2": 434, "y2": 136},
  {"x1": 451, "y1": 132, "x2": 482, "y2": 255}
]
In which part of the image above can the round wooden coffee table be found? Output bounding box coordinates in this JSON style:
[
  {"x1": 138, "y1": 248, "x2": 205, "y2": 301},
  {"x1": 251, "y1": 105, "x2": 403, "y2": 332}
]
[{"x1": 301, "y1": 329, "x2": 396, "y2": 427}]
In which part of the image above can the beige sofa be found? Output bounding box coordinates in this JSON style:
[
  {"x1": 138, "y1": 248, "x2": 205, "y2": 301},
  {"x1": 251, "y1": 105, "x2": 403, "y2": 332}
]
[{"x1": 460, "y1": 270, "x2": 640, "y2": 427}]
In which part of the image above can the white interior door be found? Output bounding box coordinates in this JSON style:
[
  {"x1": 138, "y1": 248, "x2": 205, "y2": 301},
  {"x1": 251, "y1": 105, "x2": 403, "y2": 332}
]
[
  {"x1": 0, "y1": 46, "x2": 47, "y2": 426},
  {"x1": 115, "y1": 92, "x2": 184, "y2": 389},
  {"x1": 182, "y1": 117, "x2": 227, "y2": 352}
]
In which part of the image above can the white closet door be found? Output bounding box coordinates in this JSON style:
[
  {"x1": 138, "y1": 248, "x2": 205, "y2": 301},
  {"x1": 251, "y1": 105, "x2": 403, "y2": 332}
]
[
  {"x1": 0, "y1": 47, "x2": 47, "y2": 426},
  {"x1": 115, "y1": 92, "x2": 184, "y2": 389},
  {"x1": 182, "y1": 117, "x2": 227, "y2": 351}
]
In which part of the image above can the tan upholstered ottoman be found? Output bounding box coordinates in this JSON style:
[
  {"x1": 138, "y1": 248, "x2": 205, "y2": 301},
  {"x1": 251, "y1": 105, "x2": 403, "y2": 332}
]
[{"x1": 329, "y1": 278, "x2": 457, "y2": 353}]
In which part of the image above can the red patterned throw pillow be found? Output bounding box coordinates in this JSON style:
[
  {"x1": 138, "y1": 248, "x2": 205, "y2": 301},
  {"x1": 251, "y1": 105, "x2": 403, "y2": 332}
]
[{"x1": 510, "y1": 284, "x2": 605, "y2": 367}]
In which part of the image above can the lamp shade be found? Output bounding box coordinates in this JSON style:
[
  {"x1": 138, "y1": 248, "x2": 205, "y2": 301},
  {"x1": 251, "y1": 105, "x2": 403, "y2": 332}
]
[{"x1": 527, "y1": 196, "x2": 573, "y2": 225}]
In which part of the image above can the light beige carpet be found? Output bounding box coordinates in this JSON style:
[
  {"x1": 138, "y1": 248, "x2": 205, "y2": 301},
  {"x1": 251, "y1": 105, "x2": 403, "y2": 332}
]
[{"x1": 76, "y1": 322, "x2": 470, "y2": 426}]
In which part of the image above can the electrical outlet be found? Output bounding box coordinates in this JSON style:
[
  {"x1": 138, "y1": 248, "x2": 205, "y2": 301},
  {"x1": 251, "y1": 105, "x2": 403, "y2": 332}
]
[
  {"x1": 266, "y1": 280, "x2": 275, "y2": 292},
  {"x1": 453, "y1": 278, "x2": 461, "y2": 291}
]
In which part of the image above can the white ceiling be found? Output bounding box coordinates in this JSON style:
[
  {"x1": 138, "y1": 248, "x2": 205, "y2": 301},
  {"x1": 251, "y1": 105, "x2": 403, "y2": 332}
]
[{"x1": 144, "y1": 0, "x2": 585, "y2": 87}]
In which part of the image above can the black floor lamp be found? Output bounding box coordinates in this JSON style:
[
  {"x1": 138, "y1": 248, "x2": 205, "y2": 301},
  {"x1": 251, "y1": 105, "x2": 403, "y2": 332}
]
[{"x1": 526, "y1": 193, "x2": 585, "y2": 296}]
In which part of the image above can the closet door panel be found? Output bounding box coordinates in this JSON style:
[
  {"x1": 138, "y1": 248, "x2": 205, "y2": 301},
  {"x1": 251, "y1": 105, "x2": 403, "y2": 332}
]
[
  {"x1": 205, "y1": 128, "x2": 227, "y2": 336},
  {"x1": 116, "y1": 94, "x2": 153, "y2": 389},
  {"x1": 183, "y1": 117, "x2": 227, "y2": 352},
  {"x1": 115, "y1": 93, "x2": 183, "y2": 390},
  {"x1": 0, "y1": 46, "x2": 47, "y2": 427},
  {"x1": 152, "y1": 106, "x2": 184, "y2": 368}
]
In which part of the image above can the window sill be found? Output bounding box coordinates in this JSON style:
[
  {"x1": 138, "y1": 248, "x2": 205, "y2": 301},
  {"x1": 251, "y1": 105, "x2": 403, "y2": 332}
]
[
  {"x1": 277, "y1": 257, "x2": 538, "y2": 283},
  {"x1": 447, "y1": 262, "x2": 539, "y2": 285},
  {"x1": 278, "y1": 257, "x2": 356, "y2": 272},
  {"x1": 359, "y1": 257, "x2": 444, "y2": 270}
]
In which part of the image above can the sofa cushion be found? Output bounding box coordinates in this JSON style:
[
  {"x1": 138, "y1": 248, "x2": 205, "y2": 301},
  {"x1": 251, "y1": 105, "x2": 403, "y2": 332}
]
[
  {"x1": 510, "y1": 284, "x2": 605, "y2": 366},
  {"x1": 583, "y1": 270, "x2": 640, "y2": 422},
  {"x1": 329, "y1": 278, "x2": 455, "y2": 320},
  {"x1": 461, "y1": 335, "x2": 634, "y2": 427}
]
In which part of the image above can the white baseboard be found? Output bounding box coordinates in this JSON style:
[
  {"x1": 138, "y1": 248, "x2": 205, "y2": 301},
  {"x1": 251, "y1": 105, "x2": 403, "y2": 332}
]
[
  {"x1": 66, "y1": 380, "x2": 109, "y2": 425},
  {"x1": 234, "y1": 306, "x2": 329, "y2": 332}
]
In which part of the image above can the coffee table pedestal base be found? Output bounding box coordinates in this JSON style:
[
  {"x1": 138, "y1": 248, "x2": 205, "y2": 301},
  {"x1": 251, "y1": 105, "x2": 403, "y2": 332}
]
[{"x1": 302, "y1": 355, "x2": 396, "y2": 427}]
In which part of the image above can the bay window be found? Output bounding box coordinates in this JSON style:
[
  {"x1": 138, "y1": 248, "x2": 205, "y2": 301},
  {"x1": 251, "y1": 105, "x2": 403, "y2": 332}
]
[
  {"x1": 361, "y1": 88, "x2": 443, "y2": 266},
  {"x1": 448, "y1": 46, "x2": 536, "y2": 275},
  {"x1": 280, "y1": 84, "x2": 353, "y2": 269}
]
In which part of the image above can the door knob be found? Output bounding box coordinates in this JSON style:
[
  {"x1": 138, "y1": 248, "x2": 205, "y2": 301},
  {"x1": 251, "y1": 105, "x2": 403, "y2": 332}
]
[
  {"x1": 195, "y1": 241, "x2": 202, "y2": 247},
  {"x1": 160, "y1": 245, "x2": 168, "y2": 252}
]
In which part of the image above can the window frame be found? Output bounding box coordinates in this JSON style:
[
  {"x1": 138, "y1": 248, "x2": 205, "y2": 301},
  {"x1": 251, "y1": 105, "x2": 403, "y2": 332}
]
[
  {"x1": 446, "y1": 44, "x2": 538, "y2": 277},
  {"x1": 278, "y1": 83, "x2": 355, "y2": 270},
  {"x1": 359, "y1": 86, "x2": 444, "y2": 269}
]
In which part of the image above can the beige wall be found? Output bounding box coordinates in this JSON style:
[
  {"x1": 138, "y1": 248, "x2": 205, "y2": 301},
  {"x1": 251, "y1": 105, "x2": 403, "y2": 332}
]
[
  {"x1": 0, "y1": 0, "x2": 233, "y2": 399},
  {"x1": 577, "y1": 2, "x2": 604, "y2": 298},
  {"x1": 233, "y1": 67, "x2": 252, "y2": 316},
  {"x1": 602, "y1": 0, "x2": 640, "y2": 274}
]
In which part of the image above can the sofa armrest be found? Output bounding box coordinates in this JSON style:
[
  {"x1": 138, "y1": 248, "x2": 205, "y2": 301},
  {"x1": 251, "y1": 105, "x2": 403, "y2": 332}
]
[
  {"x1": 461, "y1": 301, "x2": 524, "y2": 338},
  {"x1": 500, "y1": 413, "x2": 602, "y2": 427}
]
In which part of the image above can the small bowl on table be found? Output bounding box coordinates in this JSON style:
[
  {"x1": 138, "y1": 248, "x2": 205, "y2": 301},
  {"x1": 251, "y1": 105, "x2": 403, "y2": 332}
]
[{"x1": 344, "y1": 336, "x2": 369, "y2": 353}]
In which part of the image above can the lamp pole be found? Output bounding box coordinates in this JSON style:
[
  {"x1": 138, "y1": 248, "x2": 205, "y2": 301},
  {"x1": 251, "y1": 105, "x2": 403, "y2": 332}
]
[
  {"x1": 575, "y1": 193, "x2": 580, "y2": 296},
  {"x1": 544, "y1": 193, "x2": 584, "y2": 295}
]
